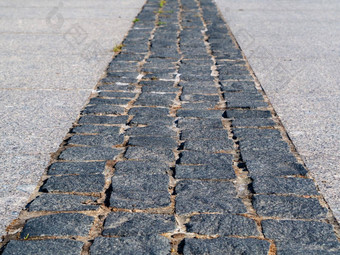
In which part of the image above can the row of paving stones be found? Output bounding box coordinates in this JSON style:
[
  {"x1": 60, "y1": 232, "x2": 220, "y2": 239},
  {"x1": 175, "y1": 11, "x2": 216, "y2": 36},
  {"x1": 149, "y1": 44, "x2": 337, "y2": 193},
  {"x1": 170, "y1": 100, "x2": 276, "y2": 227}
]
[{"x1": 1, "y1": 0, "x2": 340, "y2": 254}]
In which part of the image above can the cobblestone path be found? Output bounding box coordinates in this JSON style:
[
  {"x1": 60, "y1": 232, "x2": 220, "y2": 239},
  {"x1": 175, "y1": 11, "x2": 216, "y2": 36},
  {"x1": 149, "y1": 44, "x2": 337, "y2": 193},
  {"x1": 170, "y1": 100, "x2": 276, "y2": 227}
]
[{"x1": 1, "y1": 0, "x2": 340, "y2": 254}]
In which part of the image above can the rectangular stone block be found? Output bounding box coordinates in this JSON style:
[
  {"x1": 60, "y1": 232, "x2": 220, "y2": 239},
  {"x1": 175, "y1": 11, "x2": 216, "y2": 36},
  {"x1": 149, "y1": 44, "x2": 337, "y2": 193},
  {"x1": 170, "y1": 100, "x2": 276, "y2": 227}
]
[
  {"x1": 59, "y1": 147, "x2": 121, "y2": 161},
  {"x1": 47, "y1": 161, "x2": 106, "y2": 175},
  {"x1": 102, "y1": 212, "x2": 174, "y2": 236}
]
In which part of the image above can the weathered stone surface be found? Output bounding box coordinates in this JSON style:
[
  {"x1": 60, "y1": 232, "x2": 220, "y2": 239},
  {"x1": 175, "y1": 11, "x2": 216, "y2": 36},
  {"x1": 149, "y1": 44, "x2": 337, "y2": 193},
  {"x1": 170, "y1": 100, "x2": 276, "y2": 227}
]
[
  {"x1": 135, "y1": 93, "x2": 175, "y2": 107},
  {"x1": 126, "y1": 125, "x2": 176, "y2": 137},
  {"x1": 59, "y1": 147, "x2": 121, "y2": 161},
  {"x1": 79, "y1": 115, "x2": 128, "y2": 124},
  {"x1": 111, "y1": 173, "x2": 169, "y2": 192},
  {"x1": 128, "y1": 136, "x2": 177, "y2": 148},
  {"x1": 183, "y1": 139, "x2": 233, "y2": 152},
  {"x1": 71, "y1": 125, "x2": 121, "y2": 134},
  {"x1": 68, "y1": 134, "x2": 124, "y2": 147},
  {"x1": 226, "y1": 109, "x2": 271, "y2": 119},
  {"x1": 179, "y1": 151, "x2": 233, "y2": 166},
  {"x1": 110, "y1": 189, "x2": 171, "y2": 209},
  {"x1": 252, "y1": 177, "x2": 318, "y2": 195},
  {"x1": 186, "y1": 214, "x2": 259, "y2": 236},
  {"x1": 82, "y1": 105, "x2": 125, "y2": 115},
  {"x1": 177, "y1": 109, "x2": 224, "y2": 118},
  {"x1": 177, "y1": 118, "x2": 223, "y2": 129},
  {"x1": 253, "y1": 195, "x2": 327, "y2": 219},
  {"x1": 262, "y1": 220, "x2": 340, "y2": 251},
  {"x1": 183, "y1": 237, "x2": 270, "y2": 255},
  {"x1": 125, "y1": 147, "x2": 174, "y2": 162},
  {"x1": 102, "y1": 212, "x2": 174, "y2": 236},
  {"x1": 181, "y1": 128, "x2": 228, "y2": 140},
  {"x1": 90, "y1": 236, "x2": 170, "y2": 255},
  {"x1": 20, "y1": 213, "x2": 94, "y2": 238},
  {"x1": 27, "y1": 194, "x2": 99, "y2": 211},
  {"x1": 41, "y1": 174, "x2": 105, "y2": 193},
  {"x1": 175, "y1": 164, "x2": 235, "y2": 179},
  {"x1": 114, "y1": 161, "x2": 169, "y2": 175},
  {"x1": 176, "y1": 180, "x2": 246, "y2": 214},
  {"x1": 47, "y1": 161, "x2": 106, "y2": 175},
  {"x1": 2, "y1": 239, "x2": 84, "y2": 255}
]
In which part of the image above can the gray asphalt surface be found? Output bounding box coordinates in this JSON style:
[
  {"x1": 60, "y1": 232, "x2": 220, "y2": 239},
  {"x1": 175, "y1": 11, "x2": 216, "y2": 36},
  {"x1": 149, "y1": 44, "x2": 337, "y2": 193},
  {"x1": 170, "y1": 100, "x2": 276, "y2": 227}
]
[
  {"x1": 215, "y1": 0, "x2": 340, "y2": 221},
  {"x1": 0, "y1": 0, "x2": 145, "y2": 237}
]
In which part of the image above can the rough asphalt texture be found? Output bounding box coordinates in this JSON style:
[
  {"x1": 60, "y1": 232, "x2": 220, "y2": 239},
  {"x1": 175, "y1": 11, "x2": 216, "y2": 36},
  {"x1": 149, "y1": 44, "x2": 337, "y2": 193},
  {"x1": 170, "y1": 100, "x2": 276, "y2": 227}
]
[
  {"x1": 0, "y1": 0, "x2": 146, "y2": 236},
  {"x1": 1, "y1": 0, "x2": 340, "y2": 254},
  {"x1": 214, "y1": 0, "x2": 340, "y2": 221}
]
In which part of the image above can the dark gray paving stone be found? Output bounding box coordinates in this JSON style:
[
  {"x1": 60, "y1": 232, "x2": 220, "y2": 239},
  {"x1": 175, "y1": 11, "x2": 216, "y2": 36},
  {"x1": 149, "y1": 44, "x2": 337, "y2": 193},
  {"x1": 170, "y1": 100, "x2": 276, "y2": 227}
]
[
  {"x1": 181, "y1": 128, "x2": 228, "y2": 140},
  {"x1": 98, "y1": 91, "x2": 136, "y2": 98},
  {"x1": 68, "y1": 134, "x2": 124, "y2": 147},
  {"x1": 141, "y1": 85, "x2": 178, "y2": 93},
  {"x1": 125, "y1": 147, "x2": 174, "y2": 162},
  {"x1": 107, "y1": 72, "x2": 139, "y2": 78},
  {"x1": 2, "y1": 239, "x2": 84, "y2": 255},
  {"x1": 111, "y1": 173, "x2": 169, "y2": 192},
  {"x1": 183, "y1": 237, "x2": 270, "y2": 255},
  {"x1": 97, "y1": 84, "x2": 136, "y2": 91},
  {"x1": 181, "y1": 94, "x2": 220, "y2": 102},
  {"x1": 179, "y1": 151, "x2": 233, "y2": 166},
  {"x1": 224, "y1": 92, "x2": 264, "y2": 101},
  {"x1": 129, "y1": 107, "x2": 170, "y2": 117},
  {"x1": 181, "y1": 85, "x2": 217, "y2": 95},
  {"x1": 71, "y1": 125, "x2": 121, "y2": 134},
  {"x1": 27, "y1": 194, "x2": 99, "y2": 211},
  {"x1": 177, "y1": 118, "x2": 223, "y2": 129},
  {"x1": 175, "y1": 164, "x2": 235, "y2": 179},
  {"x1": 187, "y1": 214, "x2": 259, "y2": 236},
  {"x1": 130, "y1": 115, "x2": 174, "y2": 125},
  {"x1": 246, "y1": 160, "x2": 308, "y2": 177},
  {"x1": 110, "y1": 189, "x2": 171, "y2": 209},
  {"x1": 262, "y1": 220, "x2": 340, "y2": 251},
  {"x1": 89, "y1": 97, "x2": 131, "y2": 105},
  {"x1": 241, "y1": 149, "x2": 295, "y2": 162},
  {"x1": 233, "y1": 128, "x2": 281, "y2": 140},
  {"x1": 114, "y1": 161, "x2": 169, "y2": 175},
  {"x1": 227, "y1": 100, "x2": 268, "y2": 109},
  {"x1": 79, "y1": 115, "x2": 128, "y2": 124},
  {"x1": 232, "y1": 118, "x2": 275, "y2": 127},
  {"x1": 82, "y1": 104, "x2": 125, "y2": 115},
  {"x1": 135, "y1": 93, "x2": 176, "y2": 107},
  {"x1": 252, "y1": 177, "x2": 318, "y2": 195},
  {"x1": 276, "y1": 247, "x2": 340, "y2": 255},
  {"x1": 47, "y1": 161, "x2": 106, "y2": 175},
  {"x1": 102, "y1": 212, "x2": 174, "y2": 236},
  {"x1": 176, "y1": 180, "x2": 246, "y2": 214},
  {"x1": 181, "y1": 103, "x2": 219, "y2": 110},
  {"x1": 90, "y1": 235, "x2": 170, "y2": 255},
  {"x1": 183, "y1": 139, "x2": 233, "y2": 152},
  {"x1": 177, "y1": 109, "x2": 224, "y2": 118},
  {"x1": 126, "y1": 125, "x2": 176, "y2": 137},
  {"x1": 253, "y1": 195, "x2": 327, "y2": 219},
  {"x1": 59, "y1": 147, "x2": 121, "y2": 161},
  {"x1": 239, "y1": 137, "x2": 290, "y2": 152},
  {"x1": 226, "y1": 109, "x2": 271, "y2": 119},
  {"x1": 40, "y1": 174, "x2": 105, "y2": 193},
  {"x1": 20, "y1": 213, "x2": 94, "y2": 238},
  {"x1": 128, "y1": 136, "x2": 177, "y2": 148}
]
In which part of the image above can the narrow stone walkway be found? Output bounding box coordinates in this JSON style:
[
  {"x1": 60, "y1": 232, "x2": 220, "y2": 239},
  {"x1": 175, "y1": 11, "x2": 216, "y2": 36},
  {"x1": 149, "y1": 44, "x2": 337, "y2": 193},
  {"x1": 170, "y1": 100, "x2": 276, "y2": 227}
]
[{"x1": 1, "y1": 0, "x2": 339, "y2": 254}]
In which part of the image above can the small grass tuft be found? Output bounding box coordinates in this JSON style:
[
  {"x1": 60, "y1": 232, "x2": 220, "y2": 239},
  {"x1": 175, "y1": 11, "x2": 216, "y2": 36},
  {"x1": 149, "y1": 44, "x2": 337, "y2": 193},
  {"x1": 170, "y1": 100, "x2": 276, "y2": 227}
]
[
  {"x1": 113, "y1": 44, "x2": 124, "y2": 53},
  {"x1": 160, "y1": 0, "x2": 166, "y2": 8},
  {"x1": 157, "y1": 21, "x2": 167, "y2": 26},
  {"x1": 133, "y1": 18, "x2": 140, "y2": 23},
  {"x1": 24, "y1": 233, "x2": 29, "y2": 240}
]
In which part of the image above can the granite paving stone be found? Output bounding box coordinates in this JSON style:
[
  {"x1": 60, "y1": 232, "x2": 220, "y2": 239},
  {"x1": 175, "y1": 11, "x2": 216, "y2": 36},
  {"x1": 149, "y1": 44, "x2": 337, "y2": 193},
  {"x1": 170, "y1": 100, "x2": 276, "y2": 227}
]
[
  {"x1": 2, "y1": 239, "x2": 84, "y2": 255},
  {"x1": 47, "y1": 161, "x2": 106, "y2": 175},
  {"x1": 20, "y1": 213, "x2": 94, "y2": 238},
  {"x1": 90, "y1": 235, "x2": 170, "y2": 255},
  {"x1": 27, "y1": 194, "x2": 99, "y2": 212},
  {"x1": 183, "y1": 237, "x2": 270, "y2": 255},
  {"x1": 253, "y1": 194, "x2": 327, "y2": 219},
  {"x1": 40, "y1": 174, "x2": 105, "y2": 193},
  {"x1": 58, "y1": 147, "x2": 121, "y2": 161},
  {"x1": 186, "y1": 214, "x2": 259, "y2": 236},
  {"x1": 102, "y1": 212, "x2": 175, "y2": 236}
]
